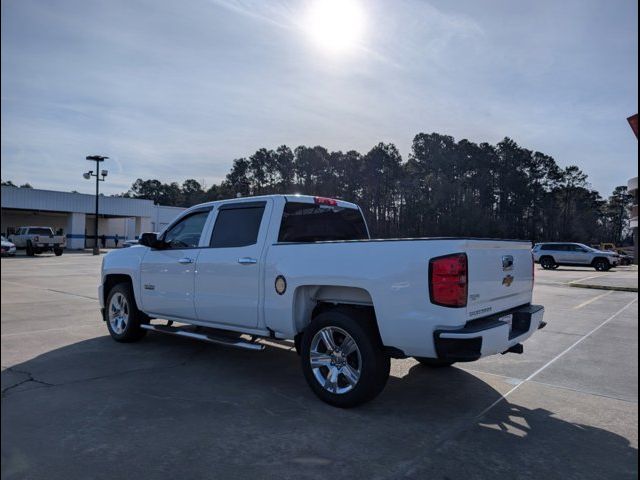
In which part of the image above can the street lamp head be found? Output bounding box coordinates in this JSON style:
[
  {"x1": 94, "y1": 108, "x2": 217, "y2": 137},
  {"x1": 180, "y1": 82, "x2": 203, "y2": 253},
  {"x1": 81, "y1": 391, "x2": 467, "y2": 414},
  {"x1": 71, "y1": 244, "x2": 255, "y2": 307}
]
[
  {"x1": 101, "y1": 170, "x2": 108, "y2": 177},
  {"x1": 83, "y1": 172, "x2": 92, "y2": 180},
  {"x1": 86, "y1": 155, "x2": 109, "y2": 162}
]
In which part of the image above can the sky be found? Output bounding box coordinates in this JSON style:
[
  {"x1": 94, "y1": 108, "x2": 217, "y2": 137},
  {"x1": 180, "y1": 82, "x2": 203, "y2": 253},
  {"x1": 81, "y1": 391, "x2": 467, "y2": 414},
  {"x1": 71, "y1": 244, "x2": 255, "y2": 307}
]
[{"x1": 1, "y1": 0, "x2": 638, "y2": 197}]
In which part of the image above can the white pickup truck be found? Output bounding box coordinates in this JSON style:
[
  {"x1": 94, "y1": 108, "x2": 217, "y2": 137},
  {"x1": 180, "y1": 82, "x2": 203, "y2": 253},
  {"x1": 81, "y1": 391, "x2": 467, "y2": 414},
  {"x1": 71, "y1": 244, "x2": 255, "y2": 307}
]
[
  {"x1": 9, "y1": 226, "x2": 65, "y2": 256},
  {"x1": 100, "y1": 195, "x2": 545, "y2": 407}
]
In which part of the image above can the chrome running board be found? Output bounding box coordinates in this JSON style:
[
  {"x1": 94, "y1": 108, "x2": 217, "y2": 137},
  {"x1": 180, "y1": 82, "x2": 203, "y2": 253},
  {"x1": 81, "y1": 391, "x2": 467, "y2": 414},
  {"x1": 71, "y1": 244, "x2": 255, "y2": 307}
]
[{"x1": 140, "y1": 324, "x2": 264, "y2": 351}]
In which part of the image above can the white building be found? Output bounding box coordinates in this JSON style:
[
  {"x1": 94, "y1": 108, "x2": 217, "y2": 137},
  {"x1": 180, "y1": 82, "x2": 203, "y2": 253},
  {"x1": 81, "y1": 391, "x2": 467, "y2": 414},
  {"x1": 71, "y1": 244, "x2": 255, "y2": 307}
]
[{"x1": 1, "y1": 186, "x2": 184, "y2": 249}]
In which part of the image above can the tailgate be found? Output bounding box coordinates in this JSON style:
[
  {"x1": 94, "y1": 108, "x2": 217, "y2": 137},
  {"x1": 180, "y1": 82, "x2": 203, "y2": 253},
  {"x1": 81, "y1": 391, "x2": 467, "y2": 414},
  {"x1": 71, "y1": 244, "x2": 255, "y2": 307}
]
[
  {"x1": 465, "y1": 240, "x2": 533, "y2": 319},
  {"x1": 34, "y1": 236, "x2": 63, "y2": 245},
  {"x1": 35, "y1": 237, "x2": 56, "y2": 244}
]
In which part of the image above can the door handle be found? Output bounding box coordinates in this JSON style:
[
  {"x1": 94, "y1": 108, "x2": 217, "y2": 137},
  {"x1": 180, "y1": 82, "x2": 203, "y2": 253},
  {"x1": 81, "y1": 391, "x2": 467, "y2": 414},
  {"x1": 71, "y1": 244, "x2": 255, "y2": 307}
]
[
  {"x1": 237, "y1": 257, "x2": 257, "y2": 265},
  {"x1": 178, "y1": 257, "x2": 194, "y2": 264}
]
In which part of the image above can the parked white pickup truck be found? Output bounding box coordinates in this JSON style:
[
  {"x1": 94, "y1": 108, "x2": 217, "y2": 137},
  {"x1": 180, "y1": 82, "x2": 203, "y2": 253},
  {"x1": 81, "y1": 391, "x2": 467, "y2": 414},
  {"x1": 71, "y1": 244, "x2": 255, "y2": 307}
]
[
  {"x1": 100, "y1": 195, "x2": 545, "y2": 407},
  {"x1": 9, "y1": 226, "x2": 65, "y2": 256}
]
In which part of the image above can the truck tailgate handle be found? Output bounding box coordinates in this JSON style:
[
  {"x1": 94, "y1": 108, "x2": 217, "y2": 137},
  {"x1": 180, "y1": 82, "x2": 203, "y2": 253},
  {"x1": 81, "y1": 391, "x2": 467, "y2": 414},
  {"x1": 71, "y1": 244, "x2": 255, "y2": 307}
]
[
  {"x1": 237, "y1": 257, "x2": 257, "y2": 265},
  {"x1": 178, "y1": 257, "x2": 194, "y2": 264}
]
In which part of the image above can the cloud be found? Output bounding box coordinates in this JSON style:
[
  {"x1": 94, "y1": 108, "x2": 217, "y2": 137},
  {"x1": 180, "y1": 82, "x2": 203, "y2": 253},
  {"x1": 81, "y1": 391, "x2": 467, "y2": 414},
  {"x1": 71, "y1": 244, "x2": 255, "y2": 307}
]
[
  {"x1": 207, "y1": 0, "x2": 296, "y2": 29},
  {"x1": 1, "y1": 0, "x2": 637, "y2": 197}
]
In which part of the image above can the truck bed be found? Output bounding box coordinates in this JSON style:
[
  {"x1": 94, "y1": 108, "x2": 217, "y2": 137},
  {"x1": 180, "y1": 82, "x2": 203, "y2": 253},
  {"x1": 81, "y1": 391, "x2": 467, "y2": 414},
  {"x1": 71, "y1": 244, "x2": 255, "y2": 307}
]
[{"x1": 264, "y1": 237, "x2": 533, "y2": 357}]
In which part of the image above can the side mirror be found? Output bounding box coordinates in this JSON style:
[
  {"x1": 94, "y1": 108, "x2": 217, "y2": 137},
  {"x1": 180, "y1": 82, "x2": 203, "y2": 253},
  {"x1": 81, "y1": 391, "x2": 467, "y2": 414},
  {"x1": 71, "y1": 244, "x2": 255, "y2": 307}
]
[{"x1": 139, "y1": 232, "x2": 162, "y2": 248}]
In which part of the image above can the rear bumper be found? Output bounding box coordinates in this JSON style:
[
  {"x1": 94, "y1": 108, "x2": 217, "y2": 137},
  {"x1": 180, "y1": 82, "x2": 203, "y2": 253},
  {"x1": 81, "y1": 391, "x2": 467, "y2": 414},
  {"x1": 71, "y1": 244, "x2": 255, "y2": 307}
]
[{"x1": 434, "y1": 304, "x2": 545, "y2": 362}]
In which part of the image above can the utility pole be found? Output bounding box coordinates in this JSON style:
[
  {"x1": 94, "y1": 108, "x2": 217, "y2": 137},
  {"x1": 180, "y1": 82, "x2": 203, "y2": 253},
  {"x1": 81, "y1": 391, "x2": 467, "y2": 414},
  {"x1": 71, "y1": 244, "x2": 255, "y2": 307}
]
[{"x1": 84, "y1": 155, "x2": 109, "y2": 255}]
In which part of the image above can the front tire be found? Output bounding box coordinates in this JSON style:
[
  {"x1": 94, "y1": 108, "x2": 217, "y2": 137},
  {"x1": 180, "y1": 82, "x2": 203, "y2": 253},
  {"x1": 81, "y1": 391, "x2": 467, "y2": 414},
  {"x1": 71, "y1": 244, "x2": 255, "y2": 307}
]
[
  {"x1": 300, "y1": 308, "x2": 390, "y2": 408},
  {"x1": 26, "y1": 241, "x2": 35, "y2": 256},
  {"x1": 593, "y1": 259, "x2": 609, "y2": 272},
  {"x1": 414, "y1": 357, "x2": 455, "y2": 368},
  {"x1": 105, "y1": 283, "x2": 147, "y2": 342},
  {"x1": 53, "y1": 247, "x2": 63, "y2": 256}
]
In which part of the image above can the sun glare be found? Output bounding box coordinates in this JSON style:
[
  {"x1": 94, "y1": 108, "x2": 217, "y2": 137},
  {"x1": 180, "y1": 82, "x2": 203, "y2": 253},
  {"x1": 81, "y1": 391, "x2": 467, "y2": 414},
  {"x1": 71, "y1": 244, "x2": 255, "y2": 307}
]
[{"x1": 303, "y1": 0, "x2": 366, "y2": 54}]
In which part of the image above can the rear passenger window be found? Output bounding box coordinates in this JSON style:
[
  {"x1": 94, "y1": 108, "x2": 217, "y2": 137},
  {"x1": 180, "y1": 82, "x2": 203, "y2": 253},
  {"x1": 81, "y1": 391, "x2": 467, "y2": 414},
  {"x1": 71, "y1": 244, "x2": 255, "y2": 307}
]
[
  {"x1": 210, "y1": 203, "x2": 266, "y2": 248},
  {"x1": 543, "y1": 244, "x2": 567, "y2": 251}
]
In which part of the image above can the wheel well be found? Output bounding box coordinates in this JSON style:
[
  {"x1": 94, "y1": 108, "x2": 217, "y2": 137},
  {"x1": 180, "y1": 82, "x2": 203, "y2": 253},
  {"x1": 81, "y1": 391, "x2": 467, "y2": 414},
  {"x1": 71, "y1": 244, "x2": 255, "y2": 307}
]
[
  {"x1": 292, "y1": 285, "x2": 375, "y2": 334},
  {"x1": 591, "y1": 257, "x2": 607, "y2": 265},
  {"x1": 539, "y1": 255, "x2": 555, "y2": 262},
  {"x1": 311, "y1": 302, "x2": 375, "y2": 323},
  {"x1": 103, "y1": 274, "x2": 133, "y2": 305},
  {"x1": 312, "y1": 302, "x2": 384, "y2": 347},
  {"x1": 293, "y1": 302, "x2": 378, "y2": 356}
]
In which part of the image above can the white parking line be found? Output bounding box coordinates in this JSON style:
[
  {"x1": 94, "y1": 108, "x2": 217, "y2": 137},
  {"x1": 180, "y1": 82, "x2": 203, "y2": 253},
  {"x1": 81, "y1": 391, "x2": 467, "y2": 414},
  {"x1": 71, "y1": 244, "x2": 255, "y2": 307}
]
[
  {"x1": 476, "y1": 296, "x2": 638, "y2": 419},
  {"x1": 572, "y1": 290, "x2": 614, "y2": 309},
  {"x1": 568, "y1": 273, "x2": 605, "y2": 285},
  {"x1": 1, "y1": 323, "x2": 100, "y2": 338}
]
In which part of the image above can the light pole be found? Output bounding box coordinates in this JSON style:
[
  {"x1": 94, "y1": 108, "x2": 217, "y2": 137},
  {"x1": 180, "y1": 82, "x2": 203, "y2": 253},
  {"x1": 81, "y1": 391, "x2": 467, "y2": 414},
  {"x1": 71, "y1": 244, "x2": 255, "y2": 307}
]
[{"x1": 84, "y1": 155, "x2": 109, "y2": 255}]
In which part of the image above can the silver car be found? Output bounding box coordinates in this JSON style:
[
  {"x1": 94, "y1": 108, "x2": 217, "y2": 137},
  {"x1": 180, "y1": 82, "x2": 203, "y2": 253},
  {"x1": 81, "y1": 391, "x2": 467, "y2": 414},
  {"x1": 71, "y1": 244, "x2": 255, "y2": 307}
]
[
  {"x1": 532, "y1": 242, "x2": 619, "y2": 271},
  {"x1": 1, "y1": 235, "x2": 17, "y2": 256}
]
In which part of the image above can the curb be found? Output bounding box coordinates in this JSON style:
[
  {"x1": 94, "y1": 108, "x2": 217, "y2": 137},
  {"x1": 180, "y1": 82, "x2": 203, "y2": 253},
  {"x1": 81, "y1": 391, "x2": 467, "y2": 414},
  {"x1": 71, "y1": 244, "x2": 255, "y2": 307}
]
[{"x1": 568, "y1": 283, "x2": 638, "y2": 293}]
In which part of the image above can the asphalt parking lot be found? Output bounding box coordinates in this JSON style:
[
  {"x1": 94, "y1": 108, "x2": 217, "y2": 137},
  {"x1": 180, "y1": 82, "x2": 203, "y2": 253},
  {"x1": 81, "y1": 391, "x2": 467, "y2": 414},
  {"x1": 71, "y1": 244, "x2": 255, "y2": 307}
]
[{"x1": 1, "y1": 252, "x2": 638, "y2": 480}]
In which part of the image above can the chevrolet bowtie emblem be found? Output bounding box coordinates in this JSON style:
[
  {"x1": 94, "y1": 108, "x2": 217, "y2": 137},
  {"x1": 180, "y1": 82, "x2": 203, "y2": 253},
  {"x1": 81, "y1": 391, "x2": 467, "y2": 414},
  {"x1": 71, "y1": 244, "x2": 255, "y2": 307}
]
[{"x1": 502, "y1": 275, "x2": 514, "y2": 287}]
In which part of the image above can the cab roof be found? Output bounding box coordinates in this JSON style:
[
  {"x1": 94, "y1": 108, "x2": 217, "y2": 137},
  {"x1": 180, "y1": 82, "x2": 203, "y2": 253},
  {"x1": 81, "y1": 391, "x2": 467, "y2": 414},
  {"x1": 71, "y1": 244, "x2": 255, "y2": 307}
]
[{"x1": 189, "y1": 194, "x2": 359, "y2": 212}]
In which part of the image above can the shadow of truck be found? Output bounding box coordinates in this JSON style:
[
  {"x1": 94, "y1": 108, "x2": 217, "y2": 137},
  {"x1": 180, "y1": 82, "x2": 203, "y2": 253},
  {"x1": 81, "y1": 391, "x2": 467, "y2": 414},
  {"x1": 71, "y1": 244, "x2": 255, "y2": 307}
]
[{"x1": 2, "y1": 334, "x2": 637, "y2": 480}]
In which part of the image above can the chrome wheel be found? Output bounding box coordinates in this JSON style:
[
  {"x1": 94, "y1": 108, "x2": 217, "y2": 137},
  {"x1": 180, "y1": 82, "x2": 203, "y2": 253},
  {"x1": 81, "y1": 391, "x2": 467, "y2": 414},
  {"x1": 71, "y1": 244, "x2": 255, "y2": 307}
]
[
  {"x1": 109, "y1": 292, "x2": 130, "y2": 335},
  {"x1": 309, "y1": 326, "x2": 362, "y2": 395}
]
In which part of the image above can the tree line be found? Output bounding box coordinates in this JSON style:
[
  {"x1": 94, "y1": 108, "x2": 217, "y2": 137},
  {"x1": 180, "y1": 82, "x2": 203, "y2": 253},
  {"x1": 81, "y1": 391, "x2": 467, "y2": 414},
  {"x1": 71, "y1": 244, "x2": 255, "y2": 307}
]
[
  {"x1": 117, "y1": 132, "x2": 631, "y2": 244},
  {"x1": 1, "y1": 180, "x2": 33, "y2": 188}
]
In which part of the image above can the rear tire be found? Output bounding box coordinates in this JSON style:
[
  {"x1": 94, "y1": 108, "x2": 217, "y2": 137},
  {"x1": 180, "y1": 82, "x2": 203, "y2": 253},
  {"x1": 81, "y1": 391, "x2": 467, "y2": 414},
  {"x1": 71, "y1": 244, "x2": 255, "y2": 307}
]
[
  {"x1": 105, "y1": 283, "x2": 147, "y2": 342},
  {"x1": 414, "y1": 357, "x2": 456, "y2": 368},
  {"x1": 540, "y1": 256, "x2": 556, "y2": 270},
  {"x1": 300, "y1": 308, "x2": 390, "y2": 408}
]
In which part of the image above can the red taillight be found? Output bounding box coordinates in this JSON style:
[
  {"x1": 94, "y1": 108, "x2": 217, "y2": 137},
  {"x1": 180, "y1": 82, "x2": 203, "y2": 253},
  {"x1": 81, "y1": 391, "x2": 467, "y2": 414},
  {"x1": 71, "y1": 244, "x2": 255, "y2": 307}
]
[
  {"x1": 314, "y1": 196, "x2": 338, "y2": 206},
  {"x1": 429, "y1": 253, "x2": 468, "y2": 308}
]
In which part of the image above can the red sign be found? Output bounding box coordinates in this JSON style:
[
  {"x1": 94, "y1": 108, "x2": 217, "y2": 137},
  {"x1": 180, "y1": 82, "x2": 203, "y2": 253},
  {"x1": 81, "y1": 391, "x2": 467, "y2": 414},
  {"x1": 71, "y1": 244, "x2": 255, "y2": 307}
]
[{"x1": 628, "y1": 114, "x2": 638, "y2": 139}]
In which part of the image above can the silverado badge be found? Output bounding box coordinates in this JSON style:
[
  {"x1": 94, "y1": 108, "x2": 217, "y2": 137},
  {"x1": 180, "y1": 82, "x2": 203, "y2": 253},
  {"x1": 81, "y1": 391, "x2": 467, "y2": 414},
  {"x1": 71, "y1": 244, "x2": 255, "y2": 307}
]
[{"x1": 502, "y1": 275, "x2": 514, "y2": 287}]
